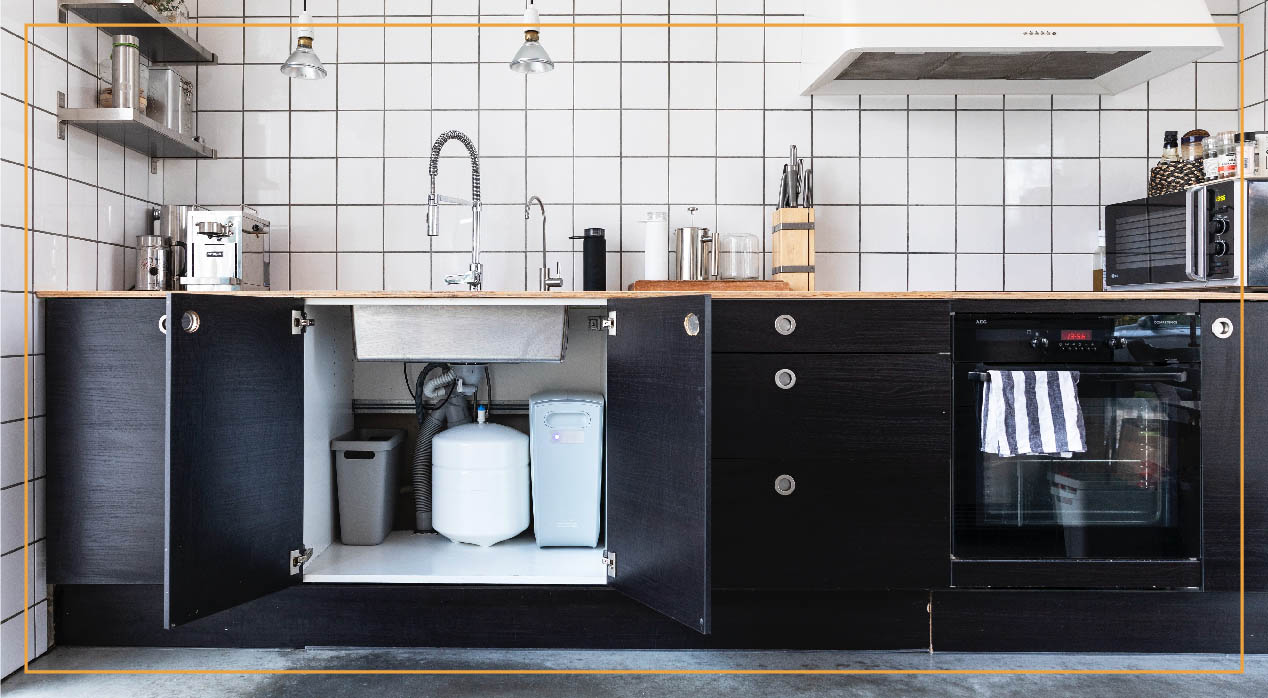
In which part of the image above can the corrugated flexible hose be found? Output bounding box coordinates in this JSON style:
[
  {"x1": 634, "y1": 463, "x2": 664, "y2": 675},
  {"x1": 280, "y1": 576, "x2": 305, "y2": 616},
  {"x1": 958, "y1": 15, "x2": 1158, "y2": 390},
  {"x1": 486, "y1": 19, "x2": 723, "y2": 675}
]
[{"x1": 412, "y1": 365, "x2": 456, "y2": 532}]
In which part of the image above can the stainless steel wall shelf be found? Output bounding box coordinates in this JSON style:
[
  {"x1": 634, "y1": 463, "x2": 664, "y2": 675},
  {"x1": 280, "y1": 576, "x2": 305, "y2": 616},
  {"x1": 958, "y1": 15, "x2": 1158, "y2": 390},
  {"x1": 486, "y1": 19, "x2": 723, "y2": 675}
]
[
  {"x1": 59, "y1": 0, "x2": 217, "y2": 64},
  {"x1": 57, "y1": 103, "x2": 216, "y2": 159}
]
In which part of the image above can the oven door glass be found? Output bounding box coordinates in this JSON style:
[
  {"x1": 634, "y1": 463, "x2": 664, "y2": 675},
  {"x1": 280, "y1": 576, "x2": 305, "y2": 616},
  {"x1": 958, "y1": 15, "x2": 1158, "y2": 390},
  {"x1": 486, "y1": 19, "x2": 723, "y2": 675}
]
[{"x1": 954, "y1": 366, "x2": 1201, "y2": 560}]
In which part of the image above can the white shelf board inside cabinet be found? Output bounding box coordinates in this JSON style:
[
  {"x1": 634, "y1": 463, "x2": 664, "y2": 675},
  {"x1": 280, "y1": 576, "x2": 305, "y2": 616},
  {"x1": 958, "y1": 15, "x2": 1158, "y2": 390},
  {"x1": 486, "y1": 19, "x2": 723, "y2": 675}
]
[{"x1": 302, "y1": 531, "x2": 607, "y2": 584}]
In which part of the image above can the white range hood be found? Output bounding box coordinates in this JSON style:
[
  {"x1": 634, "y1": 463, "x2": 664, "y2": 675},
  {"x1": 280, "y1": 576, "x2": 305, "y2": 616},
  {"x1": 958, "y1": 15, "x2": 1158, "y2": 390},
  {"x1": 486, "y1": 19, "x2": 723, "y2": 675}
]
[{"x1": 800, "y1": 0, "x2": 1224, "y2": 95}]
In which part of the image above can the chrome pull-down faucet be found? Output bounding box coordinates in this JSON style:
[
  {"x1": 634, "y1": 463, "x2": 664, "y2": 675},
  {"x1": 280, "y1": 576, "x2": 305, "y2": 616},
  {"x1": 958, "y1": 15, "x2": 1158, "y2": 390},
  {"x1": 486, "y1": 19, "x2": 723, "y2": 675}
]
[
  {"x1": 527, "y1": 195, "x2": 562, "y2": 291},
  {"x1": 427, "y1": 130, "x2": 483, "y2": 290}
]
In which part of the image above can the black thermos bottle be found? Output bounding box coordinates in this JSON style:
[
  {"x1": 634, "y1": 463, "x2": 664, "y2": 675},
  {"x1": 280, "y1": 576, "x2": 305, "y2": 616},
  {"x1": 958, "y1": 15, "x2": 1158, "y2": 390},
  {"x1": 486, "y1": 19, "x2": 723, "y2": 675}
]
[{"x1": 571, "y1": 227, "x2": 607, "y2": 291}]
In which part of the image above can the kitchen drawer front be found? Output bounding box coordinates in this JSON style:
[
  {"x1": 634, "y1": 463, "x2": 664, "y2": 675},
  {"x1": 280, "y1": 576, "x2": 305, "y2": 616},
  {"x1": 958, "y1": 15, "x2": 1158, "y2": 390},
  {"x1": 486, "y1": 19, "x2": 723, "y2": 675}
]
[
  {"x1": 712, "y1": 353, "x2": 950, "y2": 460},
  {"x1": 711, "y1": 300, "x2": 950, "y2": 353},
  {"x1": 712, "y1": 458, "x2": 949, "y2": 590}
]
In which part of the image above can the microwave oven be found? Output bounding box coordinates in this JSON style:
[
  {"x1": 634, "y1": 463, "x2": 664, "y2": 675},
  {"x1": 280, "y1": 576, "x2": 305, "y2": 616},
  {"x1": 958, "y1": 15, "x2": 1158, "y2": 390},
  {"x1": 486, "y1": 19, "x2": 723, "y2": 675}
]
[{"x1": 1104, "y1": 178, "x2": 1268, "y2": 290}]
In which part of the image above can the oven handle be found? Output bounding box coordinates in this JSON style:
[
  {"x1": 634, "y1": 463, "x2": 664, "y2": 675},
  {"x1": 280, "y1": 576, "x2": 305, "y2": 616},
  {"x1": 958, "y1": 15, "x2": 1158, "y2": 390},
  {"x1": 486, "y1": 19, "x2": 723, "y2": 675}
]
[{"x1": 968, "y1": 370, "x2": 1188, "y2": 383}]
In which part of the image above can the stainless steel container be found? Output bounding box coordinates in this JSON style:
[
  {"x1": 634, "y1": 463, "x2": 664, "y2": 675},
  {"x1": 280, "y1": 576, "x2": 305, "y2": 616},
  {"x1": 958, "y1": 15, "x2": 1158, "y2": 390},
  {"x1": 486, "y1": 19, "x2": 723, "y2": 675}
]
[
  {"x1": 111, "y1": 35, "x2": 143, "y2": 109},
  {"x1": 135, "y1": 234, "x2": 171, "y2": 290},
  {"x1": 154, "y1": 205, "x2": 197, "y2": 284},
  {"x1": 148, "y1": 67, "x2": 194, "y2": 134},
  {"x1": 672, "y1": 225, "x2": 717, "y2": 281}
]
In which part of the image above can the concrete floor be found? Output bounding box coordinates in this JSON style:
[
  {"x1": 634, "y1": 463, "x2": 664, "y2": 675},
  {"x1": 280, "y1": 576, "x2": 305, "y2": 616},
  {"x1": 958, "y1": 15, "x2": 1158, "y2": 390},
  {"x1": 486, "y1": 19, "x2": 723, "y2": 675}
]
[{"x1": 0, "y1": 648, "x2": 1262, "y2": 697}]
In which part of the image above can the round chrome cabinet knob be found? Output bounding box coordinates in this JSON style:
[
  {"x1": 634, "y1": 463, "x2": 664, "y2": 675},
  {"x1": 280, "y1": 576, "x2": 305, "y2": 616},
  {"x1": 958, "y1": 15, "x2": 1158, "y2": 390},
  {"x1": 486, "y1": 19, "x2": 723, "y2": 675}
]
[
  {"x1": 774, "y1": 368, "x2": 797, "y2": 390},
  {"x1": 774, "y1": 474, "x2": 796, "y2": 495},
  {"x1": 774, "y1": 314, "x2": 796, "y2": 336}
]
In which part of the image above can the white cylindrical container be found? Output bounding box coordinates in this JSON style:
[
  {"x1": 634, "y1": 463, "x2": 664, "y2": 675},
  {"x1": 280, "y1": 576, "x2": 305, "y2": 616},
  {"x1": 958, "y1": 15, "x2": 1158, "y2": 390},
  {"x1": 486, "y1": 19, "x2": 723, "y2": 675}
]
[
  {"x1": 432, "y1": 413, "x2": 530, "y2": 547},
  {"x1": 643, "y1": 211, "x2": 669, "y2": 280}
]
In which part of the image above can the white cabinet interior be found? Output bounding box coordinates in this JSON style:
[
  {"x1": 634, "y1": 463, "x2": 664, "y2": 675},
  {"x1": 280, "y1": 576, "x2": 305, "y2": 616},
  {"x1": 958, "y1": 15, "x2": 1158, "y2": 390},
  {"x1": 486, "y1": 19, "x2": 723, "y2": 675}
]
[{"x1": 301, "y1": 303, "x2": 608, "y2": 585}]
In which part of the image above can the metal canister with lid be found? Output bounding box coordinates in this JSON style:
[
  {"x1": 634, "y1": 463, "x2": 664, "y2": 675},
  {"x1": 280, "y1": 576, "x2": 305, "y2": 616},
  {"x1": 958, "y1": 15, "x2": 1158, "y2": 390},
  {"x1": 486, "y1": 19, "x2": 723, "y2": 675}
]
[{"x1": 135, "y1": 234, "x2": 171, "y2": 290}]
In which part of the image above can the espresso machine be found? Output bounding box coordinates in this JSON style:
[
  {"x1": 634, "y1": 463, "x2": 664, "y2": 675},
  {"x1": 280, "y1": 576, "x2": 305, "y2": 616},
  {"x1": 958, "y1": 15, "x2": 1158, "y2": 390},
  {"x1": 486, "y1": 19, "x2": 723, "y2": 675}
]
[{"x1": 181, "y1": 207, "x2": 271, "y2": 291}]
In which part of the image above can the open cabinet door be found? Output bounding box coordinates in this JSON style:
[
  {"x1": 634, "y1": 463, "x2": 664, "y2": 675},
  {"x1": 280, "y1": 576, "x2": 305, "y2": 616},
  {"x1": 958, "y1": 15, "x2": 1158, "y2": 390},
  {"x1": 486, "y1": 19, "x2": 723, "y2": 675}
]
[
  {"x1": 605, "y1": 295, "x2": 712, "y2": 634},
  {"x1": 165, "y1": 295, "x2": 306, "y2": 628}
]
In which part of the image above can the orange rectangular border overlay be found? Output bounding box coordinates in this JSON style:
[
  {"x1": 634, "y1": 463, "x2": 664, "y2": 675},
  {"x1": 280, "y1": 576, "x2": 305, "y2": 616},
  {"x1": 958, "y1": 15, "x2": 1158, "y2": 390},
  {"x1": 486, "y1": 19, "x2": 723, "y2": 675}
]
[{"x1": 18, "y1": 20, "x2": 1247, "y2": 676}]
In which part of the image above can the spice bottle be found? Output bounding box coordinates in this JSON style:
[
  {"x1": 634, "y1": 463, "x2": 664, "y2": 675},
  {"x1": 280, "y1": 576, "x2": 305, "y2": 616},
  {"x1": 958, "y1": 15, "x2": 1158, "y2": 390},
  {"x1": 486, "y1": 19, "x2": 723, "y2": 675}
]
[{"x1": 1217, "y1": 132, "x2": 1239, "y2": 179}]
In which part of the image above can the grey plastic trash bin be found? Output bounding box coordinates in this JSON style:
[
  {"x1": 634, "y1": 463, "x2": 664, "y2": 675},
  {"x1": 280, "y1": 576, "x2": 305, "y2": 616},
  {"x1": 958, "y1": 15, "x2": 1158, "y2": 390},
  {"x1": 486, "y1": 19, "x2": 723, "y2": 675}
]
[{"x1": 331, "y1": 428, "x2": 405, "y2": 545}]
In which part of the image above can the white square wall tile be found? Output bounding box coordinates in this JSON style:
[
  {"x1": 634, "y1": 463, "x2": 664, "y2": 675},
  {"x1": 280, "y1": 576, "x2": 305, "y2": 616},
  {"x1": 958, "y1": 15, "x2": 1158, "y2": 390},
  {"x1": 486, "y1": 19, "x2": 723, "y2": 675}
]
[
  {"x1": 859, "y1": 254, "x2": 907, "y2": 291},
  {"x1": 814, "y1": 253, "x2": 860, "y2": 291},
  {"x1": 1100, "y1": 158, "x2": 1148, "y2": 205},
  {"x1": 1004, "y1": 111, "x2": 1051, "y2": 157},
  {"x1": 957, "y1": 206, "x2": 1003, "y2": 253},
  {"x1": 956, "y1": 253, "x2": 1003, "y2": 291},
  {"x1": 336, "y1": 253, "x2": 384, "y2": 291},
  {"x1": 338, "y1": 64, "x2": 386, "y2": 111},
  {"x1": 336, "y1": 206, "x2": 384, "y2": 252},
  {"x1": 907, "y1": 254, "x2": 956, "y2": 291},
  {"x1": 859, "y1": 111, "x2": 908, "y2": 157},
  {"x1": 1004, "y1": 206, "x2": 1051, "y2": 253},
  {"x1": 670, "y1": 111, "x2": 716, "y2": 157},
  {"x1": 908, "y1": 111, "x2": 956, "y2": 158},
  {"x1": 291, "y1": 252, "x2": 336, "y2": 290},
  {"x1": 291, "y1": 206, "x2": 337, "y2": 251},
  {"x1": 669, "y1": 158, "x2": 716, "y2": 205},
  {"x1": 198, "y1": 65, "x2": 244, "y2": 111},
  {"x1": 716, "y1": 64, "x2": 764, "y2": 110},
  {"x1": 1053, "y1": 206, "x2": 1100, "y2": 253},
  {"x1": 243, "y1": 112, "x2": 289, "y2": 158},
  {"x1": 1149, "y1": 64, "x2": 1197, "y2": 110},
  {"x1": 243, "y1": 158, "x2": 290, "y2": 205},
  {"x1": 957, "y1": 111, "x2": 1003, "y2": 157},
  {"x1": 1052, "y1": 253, "x2": 1094, "y2": 291},
  {"x1": 764, "y1": 111, "x2": 811, "y2": 157},
  {"x1": 1100, "y1": 111, "x2": 1148, "y2": 157},
  {"x1": 811, "y1": 158, "x2": 859, "y2": 206},
  {"x1": 956, "y1": 159, "x2": 1003, "y2": 206},
  {"x1": 384, "y1": 65, "x2": 431, "y2": 110},
  {"x1": 1005, "y1": 254, "x2": 1052, "y2": 291},
  {"x1": 621, "y1": 158, "x2": 670, "y2": 204},
  {"x1": 621, "y1": 64, "x2": 669, "y2": 109},
  {"x1": 575, "y1": 111, "x2": 620, "y2": 157},
  {"x1": 670, "y1": 63, "x2": 717, "y2": 110},
  {"x1": 715, "y1": 158, "x2": 765, "y2": 205},
  {"x1": 574, "y1": 64, "x2": 621, "y2": 110},
  {"x1": 813, "y1": 110, "x2": 860, "y2": 157},
  {"x1": 291, "y1": 112, "x2": 336, "y2": 157},
  {"x1": 1052, "y1": 159, "x2": 1100, "y2": 206},
  {"x1": 1053, "y1": 111, "x2": 1099, "y2": 157},
  {"x1": 859, "y1": 159, "x2": 907, "y2": 205},
  {"x1": 814, "y1": 205, "x2": 860, "y2": 252},
  {"x1": 1004, "y1": 159, "x2": 1051, "y2": 205},
  {"x1": 908, "y1": 159, "x2": 955, "y2": 205},
  {"x1": 859, "y1": 207, "x2": 906, "y2": 252},
  {"x1": 622, "y1": 111, "x2": 670, "y2": 157},
  {"x1": 337, "y1": 159, "x2": 385, "y2": 205},
  {"x1": 909, "y1": 206, "x2": 955, "y2": 252},
  {"x1": 290, "y1": 159, "x2": 336, "y2": 205},
  {"x1": 337, "y1": 112, "x2": 385, "y2": 157},
  {"x1": 1197, "y1": 62, "x2": 1240, "y2": 111}
]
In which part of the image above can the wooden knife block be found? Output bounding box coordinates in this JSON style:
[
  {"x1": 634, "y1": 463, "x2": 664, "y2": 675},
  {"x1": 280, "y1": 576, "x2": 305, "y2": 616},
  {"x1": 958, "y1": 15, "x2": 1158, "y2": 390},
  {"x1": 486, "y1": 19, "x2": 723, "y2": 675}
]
[{"x1": 771, "y1": 207, "x2": 815, "y2": 292}]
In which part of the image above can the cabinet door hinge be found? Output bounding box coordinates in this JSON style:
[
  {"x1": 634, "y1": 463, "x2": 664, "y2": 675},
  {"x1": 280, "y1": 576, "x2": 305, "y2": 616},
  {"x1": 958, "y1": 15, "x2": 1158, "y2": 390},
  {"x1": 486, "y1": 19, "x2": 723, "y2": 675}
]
[
  {"x1": 602, "y1": 550, "x2": 616, "y2": 578},
  {"x1": 603, "y1": 310, "x2": 617, "y2": 335},
  {"x1": 292, "y1": 310, "x2": 316, "y2": 335},
  {"x1": 290, "y1": 546, "x2": 314, "y2": 575}
]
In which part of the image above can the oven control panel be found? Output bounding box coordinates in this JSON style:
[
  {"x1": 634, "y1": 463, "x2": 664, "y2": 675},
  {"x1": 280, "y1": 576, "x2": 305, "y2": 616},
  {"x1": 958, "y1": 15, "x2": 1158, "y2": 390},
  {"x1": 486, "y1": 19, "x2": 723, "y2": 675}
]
[{"x1": 955, "y1": 314, "x2": 1200, "y2": 363}]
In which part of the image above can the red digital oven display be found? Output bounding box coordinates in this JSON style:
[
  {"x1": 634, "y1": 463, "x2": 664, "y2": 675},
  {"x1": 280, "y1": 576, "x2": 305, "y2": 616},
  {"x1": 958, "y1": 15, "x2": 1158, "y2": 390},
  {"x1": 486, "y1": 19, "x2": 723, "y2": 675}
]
[{"x1": 1061, "y1": 330, "x2": 1093, "y2": 341}]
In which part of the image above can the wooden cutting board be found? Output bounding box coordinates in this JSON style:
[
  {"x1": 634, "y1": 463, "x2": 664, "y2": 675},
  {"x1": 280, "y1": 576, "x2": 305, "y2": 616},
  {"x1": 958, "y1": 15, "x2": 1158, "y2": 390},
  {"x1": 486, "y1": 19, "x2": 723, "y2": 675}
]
[{"x1": 627, "y1": 280, "x2": 792, "y2": 291}]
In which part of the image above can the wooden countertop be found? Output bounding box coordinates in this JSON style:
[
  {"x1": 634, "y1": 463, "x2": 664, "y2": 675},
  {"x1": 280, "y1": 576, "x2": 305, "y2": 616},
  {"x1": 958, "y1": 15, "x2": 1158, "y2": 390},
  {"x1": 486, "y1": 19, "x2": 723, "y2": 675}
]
[{"x1": 33, "y1": 290, "x2": 1268, "y2": 300}]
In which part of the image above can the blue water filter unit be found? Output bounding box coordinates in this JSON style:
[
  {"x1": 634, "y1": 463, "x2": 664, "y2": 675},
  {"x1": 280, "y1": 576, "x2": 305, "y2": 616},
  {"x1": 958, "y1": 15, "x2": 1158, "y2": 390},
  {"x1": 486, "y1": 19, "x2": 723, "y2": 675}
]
[{"x1": 528, "y1": 392, "x2": 605, "y2": 547}]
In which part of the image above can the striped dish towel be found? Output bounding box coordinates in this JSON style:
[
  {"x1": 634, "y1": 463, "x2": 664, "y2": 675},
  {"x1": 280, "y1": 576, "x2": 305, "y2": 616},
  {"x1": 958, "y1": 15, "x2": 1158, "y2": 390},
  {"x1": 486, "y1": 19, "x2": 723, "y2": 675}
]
[{"x1": 980, "y1": 370, "x2": 1087, "y2": 457}]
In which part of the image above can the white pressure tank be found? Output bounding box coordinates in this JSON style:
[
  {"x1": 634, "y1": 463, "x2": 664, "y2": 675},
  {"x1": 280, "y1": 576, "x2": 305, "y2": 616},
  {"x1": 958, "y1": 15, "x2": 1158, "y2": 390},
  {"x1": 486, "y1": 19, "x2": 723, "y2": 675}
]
[{"x1": 431, "y1": 406, "x2": 530, "y2": 547}]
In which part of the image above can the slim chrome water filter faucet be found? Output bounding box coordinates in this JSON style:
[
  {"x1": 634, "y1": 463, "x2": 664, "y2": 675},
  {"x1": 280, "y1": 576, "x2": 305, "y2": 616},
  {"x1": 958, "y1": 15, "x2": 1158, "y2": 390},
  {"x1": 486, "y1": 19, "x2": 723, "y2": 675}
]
[
  {"x1": 427, "y1": 130, "x2": 484, "y2": 290},
  {"x1": 526, "y1": 195, "x2": 562, "y2": 291}
]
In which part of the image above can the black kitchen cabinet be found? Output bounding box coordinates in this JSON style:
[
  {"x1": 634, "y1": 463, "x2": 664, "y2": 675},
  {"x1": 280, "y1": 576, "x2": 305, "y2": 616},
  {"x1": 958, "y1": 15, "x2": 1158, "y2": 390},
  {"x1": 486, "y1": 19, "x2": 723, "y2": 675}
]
[
  {"x1": 43, "y1": 293, "x2": 1264, "y2": 653},
  {"x1": 46, "y1": 294, "x2": 721, "y2": 636}
]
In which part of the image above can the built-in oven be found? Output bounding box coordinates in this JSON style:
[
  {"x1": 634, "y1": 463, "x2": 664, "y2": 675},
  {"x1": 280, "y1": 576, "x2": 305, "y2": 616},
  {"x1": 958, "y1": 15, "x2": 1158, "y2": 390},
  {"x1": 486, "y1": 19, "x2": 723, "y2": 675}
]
[{"x1": 952, "y1": 312, "x2": 1202, "y2": 589}]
